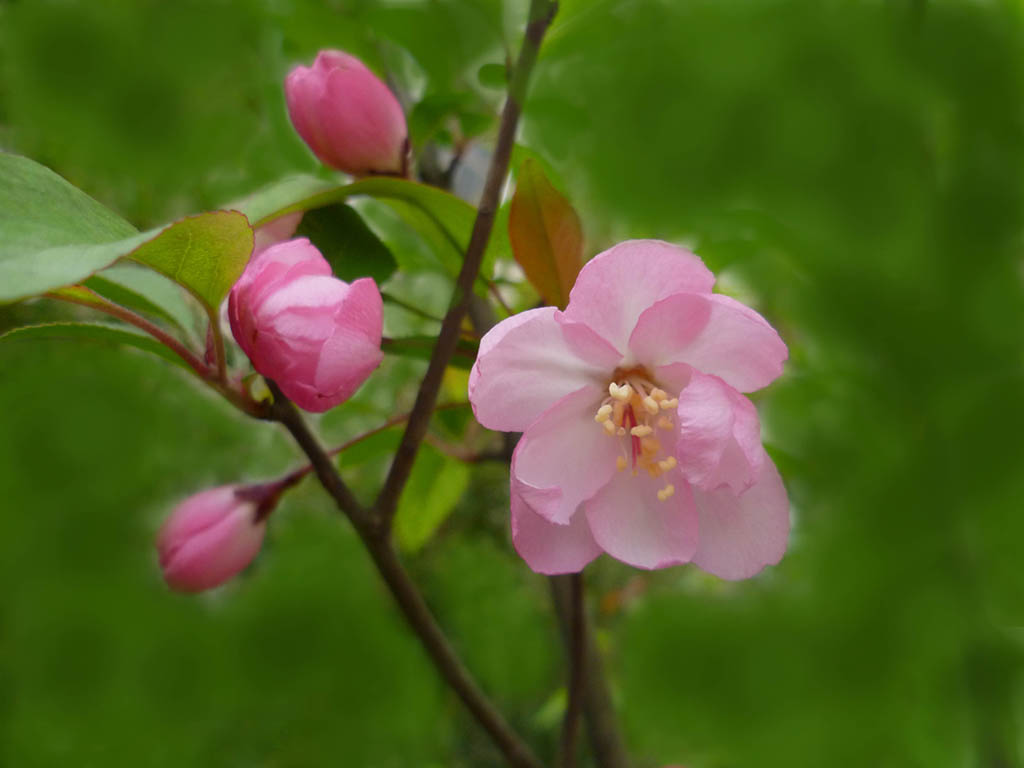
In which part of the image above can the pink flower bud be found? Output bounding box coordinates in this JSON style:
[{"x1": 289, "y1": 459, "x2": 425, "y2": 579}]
[
  {"x1": 228, "y1": 237, "x2": 383, "y2": 412},
  {"x1": 285, "y1": 50, "x2": 407, "y2": 177},
  {"x1": 156, "y1": 485, "x2": 268, "y2": 593}
]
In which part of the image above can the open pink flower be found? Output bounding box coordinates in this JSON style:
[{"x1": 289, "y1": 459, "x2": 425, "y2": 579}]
[
  {"x1": 228, "y1": 237, "x2": 383, "y2": 412},
  {"x1": 469, "y1": 240, "x2": 790, "y2": 579}
]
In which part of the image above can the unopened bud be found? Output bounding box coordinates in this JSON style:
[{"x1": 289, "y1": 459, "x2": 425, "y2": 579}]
[
  {"x1": 156, "y1": 484, "x2": 277, "y2": 593},
  {"x1": 285, "y1": 50, "x2": 407, "y2": 177}
]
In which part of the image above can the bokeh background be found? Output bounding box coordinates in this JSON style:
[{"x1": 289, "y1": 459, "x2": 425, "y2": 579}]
[{"x1": 2, "y1": 0, "x2": 1023, "y2": 766}]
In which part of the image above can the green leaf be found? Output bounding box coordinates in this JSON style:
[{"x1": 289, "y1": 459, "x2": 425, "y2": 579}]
[
  {"x1": 294, "y1": 204, "x2": 397, "y2": 285},
  {"x1": 126, "y1": 211, "x2": 253, "y2": 313},
  {"x1": 478, "y1": 62, "x2": 508, "y2": 89},
  {"x1": 394, "y1": 444, "x2": 470, "y2": 553},
  {"x1": 508, "y1": 158, "x2": 584, "y2": 309},
  {"x1": 84, "y1": 264, "x2": 196, "y2": 337},
  {"x1": 228, "y1": 175, "x2": 338, "y2": 227},
  {"x1": 0, "y1": 322, "x2": 190, "y2": 369},
  {"x1": 381, "y1": 335, "x2": 478, "y2": 370},
  {"x1": 0, "y1": 153, "x2": 138, "y2": 303},
  {"x1": 0, "y1": 154, "x2": 254, "y2": 313},
  {"x1": 338, "y1": 427, "x2": 403, "y2": 468},
  {"x1": 234, "y1": 174, "x2": 511, "y2": 283}
]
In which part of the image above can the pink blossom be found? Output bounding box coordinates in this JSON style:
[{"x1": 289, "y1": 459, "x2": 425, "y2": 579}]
[
  {"x1": 228, "y1": 237, "x2": 383, "y2": 412},
  {"x1": 469, "y1": 240, "x2": 790, "y2": 579},
  {"x1": 285, "y1": 50, "x2": 407, "y2": 177},
  {"x1": 157, "y1": 485, "x2": 267, "y2": 593}
]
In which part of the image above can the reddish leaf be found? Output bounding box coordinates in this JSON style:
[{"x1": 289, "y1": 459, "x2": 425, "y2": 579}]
[{"x1": 508, "y1": 158, "x2": 583, "y2": 309}]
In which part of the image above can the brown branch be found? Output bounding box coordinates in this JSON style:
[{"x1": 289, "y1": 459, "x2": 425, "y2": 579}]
[
  {"x1": 264, "y1": 381, "x2": 542, "y2": 768},
  {"x1": 559, "y1": 572, "x2": 585, "y2": 768},
  {"x1": 550, "y1": 575, "x2": 631, "y2": 768},
  {"x1": 265, "y1": 380, "x2": 367, "y2": 524},
  {"x1": 375, "y1": 0, "x2": 559, "y2": 528}
]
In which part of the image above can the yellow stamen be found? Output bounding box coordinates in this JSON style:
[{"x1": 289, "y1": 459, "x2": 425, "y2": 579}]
[
  {"x1": 616, "y1": 456, "x2": 628, "y2": 472},
  {"x1": 650, "y1": 388, "x2": 667, "y2": 401},
  {"x1": 609, "y1": 382, "x2": 632, "y2": 401},
  {"x1": 630, "y1": 425, "x2": 653, "y2": 438},
  {"x1": 647, "y1": 464, "x2": 663, "y2": 478},
  {"x1": 656, "y1": 483, "x2": 676, "y2": 502},
  {"x1": 641, "y1": 437, "x2": 661, "y2": 455},
  {"x1": 612, "y1": 400, "x2": 626, "y2": 426},
  {"x1": 660, "y1": 398, "x2": 678, "y2": 410},
  {"x1": 603, "y1": 420, "x2": 617, "y2": 436},
  {"x1": 642, "y1": 396, "x2": 659, "y2": 414},
  {"x1": 657, "y1": 417, "x2": 674, "y2": 430},
  {"x1": 594, "y1": 404, "x2": 613, "y2": 423},
  {"x1": 658, "y1": 456, "x2": 677, "y2": 471}
]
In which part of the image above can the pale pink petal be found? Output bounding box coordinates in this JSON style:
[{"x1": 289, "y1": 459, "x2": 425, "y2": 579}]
[
  {"x1": 584, "y1": 468, "x2": 698, "y2": 570},
  {"x1": 652, "y1": 362, "x2": 695, "y2": 394},
  {"x1": 229, "y1": 238, "x2": 330, "y2": 356},
  {"x1": 511, "y1": 386, "x2": 620, "y2": 525},
  {"x1": 675, "y1": 370, "x2": 764, "y2": 494},
  {"x1": 309, "y1": 327, "x2": 383, "y2": 410},
  {"x1": 511, "y1": 491, "x2": 602, "y2": 574},
  {"x1": 627, "y1": 291, "x2": 710, "y2": 367},
  {"x1": 563, "y1": 240, "x2": 715, "y2": 353},
  {"x1": 691, "y1": 456, "x2": 790, "y2": 580},
  {"x1": 332, "y1": 277, "x2": 383, "y2": 343},
  {"x1": 470, "y1": 307, "x2": 620, "y2": 433},
  {"x1": 630, "y1": 293, "x2": 787, "y2": 392},
  {"x1": 259, "y1": 274, "x2": 350, "y2": 320}
]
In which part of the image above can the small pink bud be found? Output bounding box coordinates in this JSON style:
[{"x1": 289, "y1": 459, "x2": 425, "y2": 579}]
[
  {"x1": 285, "y1": 50, "x2": 407, "y2": 177},
  {"x1": 157, "y1": 485, "x2": 270, "y2": 593},
  {"x1": 228, "y1": 237, "x2": 383, "y2": 412}
]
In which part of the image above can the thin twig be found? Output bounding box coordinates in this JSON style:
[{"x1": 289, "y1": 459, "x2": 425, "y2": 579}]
[
  {"x1": 48, "y1": 289, "x2": 209, "y2": 378},
  {"x1": 381, "y1": 291, "x2": 445, "y2": 324},
  {"x1": 47, "y1": 288, "x2": 267, "y2": 417},
  {"x1": 559, "y1": 572, "x2": 585, "y2": 768},
  {"x1": 275, "y1": 402, "x2": 472, "y2": 488},
  {"x1": 376, "y1": 0, "x2": 559, "y2": 528},
  {"x1": 265, "y1": 380, "x2": 368, "y2": 523},
  {"x1": 207, "y1": 311, "x2": 228, "y2": 382},
  {"x1": 550, "y1": 576, "x2": 631, "y2": 768},
  {"x1": 263, "y1": 382, "x2": 542, "y2": 768}
]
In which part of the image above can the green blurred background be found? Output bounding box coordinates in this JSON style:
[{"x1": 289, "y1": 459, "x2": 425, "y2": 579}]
[{"x1": 1, "y1": 0, "x2": 1022, "y2": 765}]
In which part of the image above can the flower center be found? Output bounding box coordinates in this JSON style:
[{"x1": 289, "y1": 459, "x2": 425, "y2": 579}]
[{"x1": 593, "y1": 368, "x2": 679, "y2": 501}]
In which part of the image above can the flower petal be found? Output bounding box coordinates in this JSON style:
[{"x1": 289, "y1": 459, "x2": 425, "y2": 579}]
[
  {"x1": 511, "y1": 492, "x2": 602, "y2": 574},
  {"x1": 564, "y1": 240, "x2": 715, "y2": 354},
  {"x1": 675, "y1": 370, "x2": 764, "y2": 494},
  {"x1": 309, "y1": 327, "x2": 383, "y2": 410},
  {"x1": 691, "y1": 456, "x2": 790, "y2": 580},
  {"x1": 470, "y1": 307, "x2": 620, "y2": 432},
  {"x1": 584, "y1": 468, "x2": 698, "y2": 570},
  {"x1": 332, "y1": 277, "x2": 383, "y2": 344},
  {"x1": 511, "y1": 386, "x2": 620, "y2": 525},
  {"x1": 629, "y1": 293, "x2": 787, "y2": 392}
]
